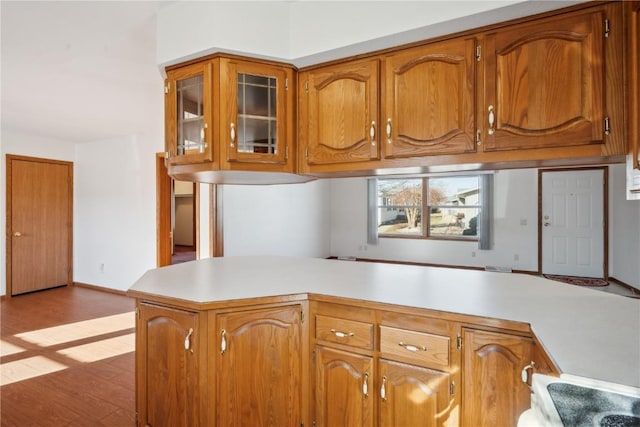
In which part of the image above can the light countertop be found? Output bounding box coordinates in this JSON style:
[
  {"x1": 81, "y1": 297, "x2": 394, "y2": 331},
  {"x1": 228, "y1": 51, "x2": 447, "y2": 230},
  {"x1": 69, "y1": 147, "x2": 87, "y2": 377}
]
[{"x1": 128, "y1": 255, "x2": 640, "y2": 388}]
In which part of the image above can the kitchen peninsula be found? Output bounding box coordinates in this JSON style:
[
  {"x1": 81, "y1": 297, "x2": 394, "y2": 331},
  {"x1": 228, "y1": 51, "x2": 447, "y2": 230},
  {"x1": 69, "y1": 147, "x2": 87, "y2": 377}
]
[{"x1": 128, "y1": 256, "x2": 640, "y2": 426}]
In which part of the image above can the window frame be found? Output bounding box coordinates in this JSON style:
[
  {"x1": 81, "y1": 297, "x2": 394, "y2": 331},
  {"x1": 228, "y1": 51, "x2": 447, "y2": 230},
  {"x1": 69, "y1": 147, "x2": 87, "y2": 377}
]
[{"x1": 374, "y1": 175, "x2": 483, "y2": 242}]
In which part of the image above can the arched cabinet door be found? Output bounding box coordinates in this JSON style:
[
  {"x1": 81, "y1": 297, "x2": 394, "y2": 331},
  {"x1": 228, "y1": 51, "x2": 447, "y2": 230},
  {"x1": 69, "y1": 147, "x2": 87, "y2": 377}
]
[
  {"x1": 461, "y1": 328, "x2": 534, "y2": 427},
  {"x1": 299, "y1": 59, "x2": 380, "y2": 169},
  {"x1": 483, "y1": 8, "x2": 607, "y2": 152},
  {"x1": 215, "y1": 305, "x2": 302, "y2": 426},
  {"x1": 383, "y1": 37, "x2": 477, "y2": 159},
  {"x1": 314, "y1": 346, "x2": 374, "y2": 427}
]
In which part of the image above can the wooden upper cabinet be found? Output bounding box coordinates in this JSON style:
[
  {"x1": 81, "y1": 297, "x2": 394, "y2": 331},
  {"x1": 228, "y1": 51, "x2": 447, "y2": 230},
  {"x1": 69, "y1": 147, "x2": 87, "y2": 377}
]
[
  {"x1": 382, "y1": 37, "x2": 477, "y2": 158},
  {"x1": 483, "y1": 8, "x2": 607, "y2": 152},
  {"x1": 165, "y1": 61, "x2": 214, "y2": 166},
  {"x1": 314, "y1": 346, "x2": 374, "y2": 427},
  {"x1": 299, "y1": 59, "x2": 380, "y2": 168},
  {"x1": 378, "y1": 360, "x2": 453, "y2": 427},
  {"x1": 461, "y1": 328, "x2": 534, "y2": 427},
  {"x1": 215, "y1": 305, "x2": 302, "y2": 426},
  {"x1": 137, "y1": 302, "x2": 204, "y2": 427},
  {"x1": 219, "y1": 58, "x2": 292, "y2": 167}
]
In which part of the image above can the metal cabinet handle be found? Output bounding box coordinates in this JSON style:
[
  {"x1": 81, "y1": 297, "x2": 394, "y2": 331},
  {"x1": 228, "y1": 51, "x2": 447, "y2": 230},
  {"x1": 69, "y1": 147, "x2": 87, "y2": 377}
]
[
  {"x1": 363, "y1": 372, "x2": 369, "y2": 397},
  {"x1": 184, "y1": 328, "x2": 194, "y2": 352},
  {"x1": 13, "y1": 231, "x2": 22, "y2": 237},
  {"x1": 370, "y1": 121, "x2": 376, "y2": 146},
  {"x1": 200, "y1": 123, "x2": 208, "y2": 153},
  {"x1": 330, "y1": 328, "x2": 354, "y2": 338},
  {"x1": 521, "y1": 361, "x2": 536, "y2": 384},
  {"x1": 398, "y1": 342, "x2": 427, "y2": 352},
  {"x1": 220, "y1": 329, "x2": 227, "y2": 354},
  {"x1": 230, "y1": 123, "x2": 236, "y2": 148},
  {"x1": 380, "y1": 376, "x2": 387, "y2": 401},
  {"x1": 386, "y1": 118, "x2": 392, "y2": 143},
  {"x1": 488, "y1": 105, "x2": 495, "y2": 135}
]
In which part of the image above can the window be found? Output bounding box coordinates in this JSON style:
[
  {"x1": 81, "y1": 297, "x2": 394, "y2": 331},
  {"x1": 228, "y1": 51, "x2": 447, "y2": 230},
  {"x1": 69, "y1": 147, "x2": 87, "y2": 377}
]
[{"x1": 373, "y1": 175, "x2": 491, "y2": 243}]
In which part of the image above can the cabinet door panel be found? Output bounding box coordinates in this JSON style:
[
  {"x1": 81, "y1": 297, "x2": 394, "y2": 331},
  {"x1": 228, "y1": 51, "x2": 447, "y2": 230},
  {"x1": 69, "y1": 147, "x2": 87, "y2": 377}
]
[
  {"x1": 222, "y1": 59, "x2": 289, "y2": 165},
  {"x1": 378, "y1": 360, "x2": 453, "y2": 427},
  {"x1": 166, "y1": 61, "x2": 213, "y2": 166},
  {"x1": 216, "y1": 305, "x2": 301, "y2": 426},
  {"x1": 383, "y1": 37, "x2": 476, "y2": 158},
  {"x1": 314, "y1": 347, "x2": 374, "y2": 427},
  {"x1": 137, "y1": 303, "x2": 200, "y2": 427},
  {"x1": 304, "y1": 59, "x2": 379, "y2": 165},
  {"x1": 484, "y1": 10, "x2": 605, "y2": 151},
  {"x1": 462, "y1": 329, "x2": 533, "y2": 427},
  {"x1": 628, "y1": 2, "x2": 640, "y2": 197}
]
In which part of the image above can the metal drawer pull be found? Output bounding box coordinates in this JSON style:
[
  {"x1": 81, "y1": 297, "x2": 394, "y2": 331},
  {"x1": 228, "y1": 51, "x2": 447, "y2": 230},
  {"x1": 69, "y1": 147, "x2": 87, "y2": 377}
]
[
  {"x1": 386, "y1": 118, "x2": 392, "y2": 143},
  {"x1": 184, "y1": 328, "x2": 194, "y2": 352},
  {"x1": 398, "y1": 342, "x2": 427, "y2": 352},
  {"x1": 330, "y1": 328, "x2": 354, "y2": 338},
  {"x1": 363, "y1": 372, "x2": 369, "y2": 397}
]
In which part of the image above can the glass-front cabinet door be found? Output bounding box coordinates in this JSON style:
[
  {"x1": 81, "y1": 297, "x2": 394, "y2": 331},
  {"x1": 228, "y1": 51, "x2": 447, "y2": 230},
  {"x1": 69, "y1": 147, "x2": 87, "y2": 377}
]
[
  {"x1": 165, "y1": 61, "x2": 213, "y2": 165},
  {"x1": 221, "y1": 58, "x2": 290, "y2": 165}
]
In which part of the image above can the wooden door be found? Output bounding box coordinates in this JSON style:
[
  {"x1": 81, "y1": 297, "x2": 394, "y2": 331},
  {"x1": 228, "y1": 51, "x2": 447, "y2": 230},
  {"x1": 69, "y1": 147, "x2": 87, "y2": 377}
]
[
  {"x1": 137, "y1": 302, "x2": 203, "y2": 427},
  {"x1": 216, "y1": 305, "x2": 302, "y2": 426},
  {"x1": 314, "y1": 346, "x2": 374, "y2": 427},
  {"x1": 378, "y1": 359, "x2": 452, "y2": 427},
  {"x1": 383, "y1": 37, "x2": 477, "y2": 158},
  {"x1": 300, "y1": 59, "x2": 379, "y2": 167},
  {"x1": 6, "y1": 155, "x2": 72, "y2": 296},
  {"x1": 462, "y1": 328, "x2": 534, "y2": 427},
  {"x1": 483, "y1": 8, "x2": 606, "y2": 151},
  {"x1": 541, "y1": 169, "x2": 605, "y2": 278}
]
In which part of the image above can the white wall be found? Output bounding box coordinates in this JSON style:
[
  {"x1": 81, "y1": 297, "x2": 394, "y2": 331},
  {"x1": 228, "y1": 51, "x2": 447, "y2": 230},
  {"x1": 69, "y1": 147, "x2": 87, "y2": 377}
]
[
  {"x1": 329, "y1": 167, "x2": 640, "y2": 289},
  {"x1": 223, "y1": 180, "x2": 331, "y2": 258},
  {"x1": 330, "y1": 170, "x2": 539, "y2": 271},
  {"x1": 74, "y1": 133, "x2": 162, "y2": 292},
  {"x1": 1, "y1": 130, "x2": 77, "y2": 296},
  {"x1": 609, "y1": 164, "x2": 640, "y2": 288},
  {"x1": 155, "y1": 1, "x2": 584, "y2": 68}
]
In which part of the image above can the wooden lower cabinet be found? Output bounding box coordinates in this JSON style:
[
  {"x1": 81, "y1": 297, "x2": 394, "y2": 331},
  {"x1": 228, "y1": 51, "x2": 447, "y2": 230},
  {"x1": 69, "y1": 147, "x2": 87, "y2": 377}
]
[
  {"x1": 461, "y1": 328, "x2": 535, "y2": 427},
  {"x1": 378, "y1": 359, "x2": 453, "y2": 427},
  {"x1": 135, "y1": 298, "x2": 556, "y2": 427},
  {"x1": 215, "y1": 305, "x2": 303, "y2": 426},
  {"x1": 136, "y1": 302, "x2": 206, "y2": 427},
  {"x1": 314, "y1": 346, "x2": 374, "y2": 426}
]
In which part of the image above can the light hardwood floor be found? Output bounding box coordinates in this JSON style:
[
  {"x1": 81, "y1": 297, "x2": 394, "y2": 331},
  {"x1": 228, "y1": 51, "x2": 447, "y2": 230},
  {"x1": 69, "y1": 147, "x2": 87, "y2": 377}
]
[{"x1": 1, "y1": 286, "x2": 135, "y2": 426}]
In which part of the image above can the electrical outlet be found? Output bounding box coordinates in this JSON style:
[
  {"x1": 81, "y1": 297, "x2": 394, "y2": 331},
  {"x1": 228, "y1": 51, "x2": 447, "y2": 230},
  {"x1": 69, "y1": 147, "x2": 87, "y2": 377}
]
[
  {"x1": 471, "y1": 251, "x2": 476, "y2": 258},
  {"x1": 100, "y1": 263, "x2": 105, "y2": 273},
  {"x1": 514, "y1": 254, "x2": 519, "y2": 261}
]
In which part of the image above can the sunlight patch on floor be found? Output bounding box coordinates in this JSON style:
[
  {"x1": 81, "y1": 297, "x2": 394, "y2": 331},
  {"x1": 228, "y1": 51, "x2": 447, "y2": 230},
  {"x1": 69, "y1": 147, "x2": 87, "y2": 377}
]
[
  {"x1": 1, "y1": 356, "x2": 67, "y2": 386},
  {"x1": 56, "y1": 333, "x2": 135, "y2": 363},
  {"x1": 15, "y1": 312, "x2": 135, "y2": 347},
  {"x1": 0, "y1": 340, "x2": 26, "y2": 357}
]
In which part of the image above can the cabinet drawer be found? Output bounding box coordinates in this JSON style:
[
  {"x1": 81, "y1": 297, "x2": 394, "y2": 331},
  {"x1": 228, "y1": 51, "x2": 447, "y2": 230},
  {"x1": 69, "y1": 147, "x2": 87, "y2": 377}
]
[
  {"x1": 380, "y1": 326, "x2": 449, "y2": 368},
  {"x1": 315, "y1": 315, "x2": 374, "y2": 350}
]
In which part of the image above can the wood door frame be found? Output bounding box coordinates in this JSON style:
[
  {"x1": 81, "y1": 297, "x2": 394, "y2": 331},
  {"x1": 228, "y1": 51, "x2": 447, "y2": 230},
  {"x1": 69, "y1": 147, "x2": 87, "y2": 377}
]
[
  {"x1": 156, "y1": 153, "x2": 223, "y2": 266},
  {"x1": 537, "y1": 166, "x2": 608, "y2": 278},
  {"x1": 6, "y1": 154, "x2": 74, "y2": 297}
]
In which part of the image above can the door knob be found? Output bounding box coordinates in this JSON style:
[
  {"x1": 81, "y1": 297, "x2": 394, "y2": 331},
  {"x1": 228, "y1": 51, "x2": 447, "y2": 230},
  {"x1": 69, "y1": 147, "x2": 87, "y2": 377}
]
[
  {"x1": 13, "y1": 231, "x2": 22, "y2": 237},
  {"x1": 544, "y1": 222, "x2": 551, "y2": 227}
]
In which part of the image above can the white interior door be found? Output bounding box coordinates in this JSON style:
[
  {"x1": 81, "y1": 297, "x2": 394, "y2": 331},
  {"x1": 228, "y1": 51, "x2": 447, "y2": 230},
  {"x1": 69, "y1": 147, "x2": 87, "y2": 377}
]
[{"x1": 541, "y1": 169, "x2": 604, "y2": 278}]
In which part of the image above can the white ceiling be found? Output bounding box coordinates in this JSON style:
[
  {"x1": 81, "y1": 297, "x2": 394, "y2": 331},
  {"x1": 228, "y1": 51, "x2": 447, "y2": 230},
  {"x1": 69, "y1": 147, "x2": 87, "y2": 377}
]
[{"x1": 1, "y1": 1, "x2": 167, "y2": 143}]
